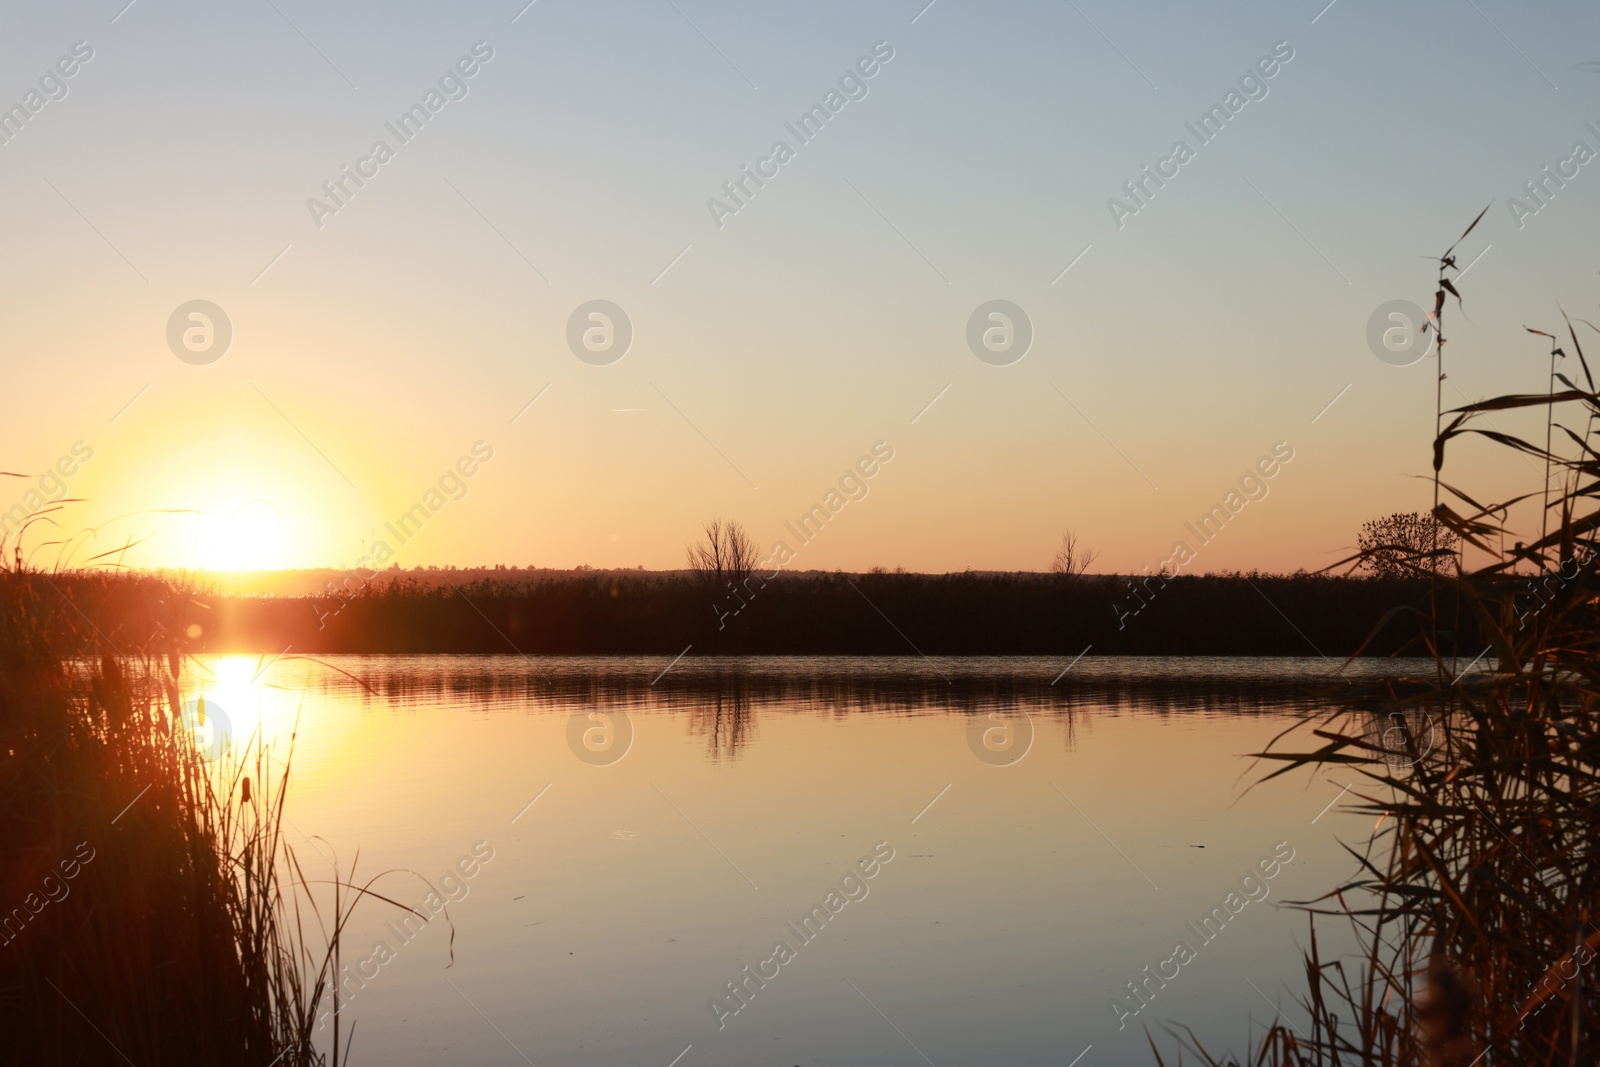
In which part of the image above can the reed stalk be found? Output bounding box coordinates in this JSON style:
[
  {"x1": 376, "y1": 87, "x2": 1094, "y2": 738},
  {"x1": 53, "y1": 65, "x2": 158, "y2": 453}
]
[{"x1": 1156, "y1": 220, "x2": 1600, "y2": 1066}]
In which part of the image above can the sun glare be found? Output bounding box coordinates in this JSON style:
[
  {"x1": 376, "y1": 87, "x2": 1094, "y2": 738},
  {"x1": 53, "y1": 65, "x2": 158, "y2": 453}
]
[
  {"x1": 182, "y1": 654, "x2": 349, "y2": 779},
  {"x1": 178, "y1": 656, "x2": 271, "y2": 763},
  {"x1": 194, "y1": 498, "x2": 292, "y2": 572}
]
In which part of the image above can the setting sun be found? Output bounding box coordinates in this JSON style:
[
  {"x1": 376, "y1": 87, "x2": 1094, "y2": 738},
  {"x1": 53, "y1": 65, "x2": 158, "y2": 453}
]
[{"x1": 192, "y1": 498, "x2": 291, "y2": 571}]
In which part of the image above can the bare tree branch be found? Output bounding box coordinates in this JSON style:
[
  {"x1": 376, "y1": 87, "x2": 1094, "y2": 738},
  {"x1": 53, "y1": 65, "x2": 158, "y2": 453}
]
[
  {"x1": 1051, "y1": 530, "x2": 1098, "y2": 577},
  {"x1": 687, "y1": 519, "x2": 758, "y2": 590}
]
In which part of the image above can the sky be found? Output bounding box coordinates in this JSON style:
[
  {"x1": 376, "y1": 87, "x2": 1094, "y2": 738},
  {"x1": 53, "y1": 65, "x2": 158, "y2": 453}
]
[{"x1": 1, "y1": 0, "x2": 1598, "y2": 574}]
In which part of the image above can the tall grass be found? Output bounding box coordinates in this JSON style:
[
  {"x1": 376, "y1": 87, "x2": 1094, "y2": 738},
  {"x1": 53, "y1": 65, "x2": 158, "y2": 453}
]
[
  {"x1": 1156, "y1": 234, "x2": 1600, "y2": 1065},
  {"x1": 0, "y1": 551, "x2": 341, "y2": 1064}
]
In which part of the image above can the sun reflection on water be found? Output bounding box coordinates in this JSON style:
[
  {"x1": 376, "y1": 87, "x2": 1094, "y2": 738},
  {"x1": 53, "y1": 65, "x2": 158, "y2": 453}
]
[{"x1": 181, "y1": 655, "x2": 352, "y2": 781}]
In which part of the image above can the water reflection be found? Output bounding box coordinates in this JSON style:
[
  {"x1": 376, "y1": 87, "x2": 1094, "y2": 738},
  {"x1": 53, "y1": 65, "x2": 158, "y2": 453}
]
[
  {"x1": 278, "y1": 654, "x2": 1431, "y2": 763},
  {"x1": 684, "y1": 676, "x2": 756, "y2": 762}
]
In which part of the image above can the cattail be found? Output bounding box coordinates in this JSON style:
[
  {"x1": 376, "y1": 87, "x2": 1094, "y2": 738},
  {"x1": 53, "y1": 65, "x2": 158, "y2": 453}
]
[{"x1": 1420, "y1": 951, "x2": 1478, "y2": 1067}]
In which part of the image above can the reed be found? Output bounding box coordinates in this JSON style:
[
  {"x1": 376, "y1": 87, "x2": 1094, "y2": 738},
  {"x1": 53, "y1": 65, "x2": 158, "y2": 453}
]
[
  {"x1": 0, "y1": 546, "x2": 354, "y2": 1064},
  {"x1": 1155, "y1": 231, "x2": 1600, "y2": 1065}
]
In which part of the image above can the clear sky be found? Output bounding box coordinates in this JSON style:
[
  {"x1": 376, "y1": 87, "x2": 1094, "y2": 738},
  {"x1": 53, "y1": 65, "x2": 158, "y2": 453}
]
[{"x1": 1, "y1": 0, "x2": 1597, "y2": 574}]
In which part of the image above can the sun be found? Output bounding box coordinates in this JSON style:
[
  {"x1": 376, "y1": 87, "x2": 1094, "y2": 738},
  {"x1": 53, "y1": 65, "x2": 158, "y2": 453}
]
[
  {"x1": 85, "y1": 387, "x2": 364, "y2": 572},
  {"x1": 196, "y1": 498, "x2": 293, "y2": 572}
]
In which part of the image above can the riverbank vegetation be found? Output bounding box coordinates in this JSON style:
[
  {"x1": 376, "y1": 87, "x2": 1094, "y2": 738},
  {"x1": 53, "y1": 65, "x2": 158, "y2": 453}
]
[
  {"x1": 1158, "y1": 217, "x2": 1600, "y2": 1065},
  {"x1": 35, "y1": 568, "x2": 1473, "y2": 658},
  {"x1": 0, "y1": 561, "x2": 335, "y2": 1064}
]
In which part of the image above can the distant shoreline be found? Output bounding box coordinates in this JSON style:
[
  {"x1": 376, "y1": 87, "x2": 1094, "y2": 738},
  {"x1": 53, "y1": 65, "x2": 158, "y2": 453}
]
[{"x1": 70, "y1": 570, "x2": 1471, "y2": 658}]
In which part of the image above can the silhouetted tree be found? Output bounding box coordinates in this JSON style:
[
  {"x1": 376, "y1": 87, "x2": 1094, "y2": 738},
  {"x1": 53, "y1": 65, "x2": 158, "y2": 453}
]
[
  {"x1": 1357, "y1": 511, "x2": 1459, "y2": 578},
  {"x1": 1050, "y1": 530, "x2": 1098, "y2": 577},
  {"x1": 686, "y1": 519, "x2": 758, "y2": 590}
]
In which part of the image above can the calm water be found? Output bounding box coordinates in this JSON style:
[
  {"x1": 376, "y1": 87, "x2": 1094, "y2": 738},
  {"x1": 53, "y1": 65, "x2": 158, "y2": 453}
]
[{"x1": 185, "y1": 655, "x2": 1420, "y2": 1067}]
